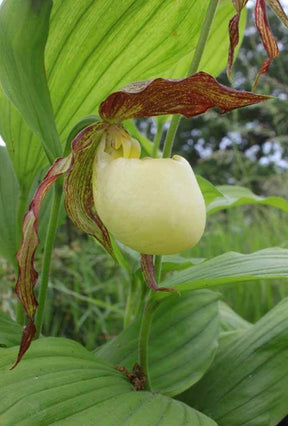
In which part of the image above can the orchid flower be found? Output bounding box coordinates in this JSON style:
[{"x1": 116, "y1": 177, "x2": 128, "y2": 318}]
[
  {"x1": 13, "y1": 71, "x2": 269, "y2": 367},
  {"x1": 228, "y1": 0, "x2": 288, "y2": 88}
]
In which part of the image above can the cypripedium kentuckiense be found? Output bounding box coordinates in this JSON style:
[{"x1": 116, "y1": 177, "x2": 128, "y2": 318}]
[{"x1": 14, "y1": 72, "x2": 269, "y2": 366}]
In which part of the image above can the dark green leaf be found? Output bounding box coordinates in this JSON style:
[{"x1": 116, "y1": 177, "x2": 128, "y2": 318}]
[
  {"x1": 156, "y1": 248, "x2": 288, "y2": 298},
  {"x1": 0, "y1": 312, "x2": 22, "y2": 348},
  {"x1": 178, "y1": 298, "x2": 288, "y2": 425},
  {"x1": 96, "y1": 290, "x2": 220, "y2": 397},
  {"x1": 0, "y1": 337, "x2": 216, "y2": 425}
]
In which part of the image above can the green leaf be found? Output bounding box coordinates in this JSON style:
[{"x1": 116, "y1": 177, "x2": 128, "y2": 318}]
[
  {"x1": 0, "y1": 87, "x2": 47, "y2": 196},
  {"x1": 197, "y1": 175, "x2": 223, "y2": 206},
  {"x1": 165, "y1": 0, "x2": 247, "y2": 79},
  {"x1": 96, "y1": 290, "x2": 220, "y2": 397},
  {"x1": 178, "y1": 298, "x2": 288, "y2": 425},
  {"x1": 0, "y1": 0, "x2": 62, "y2": 162},
  {"x1": 0, "y1": 146, "x2": 18, "y2": 266},
  {"x1": 219, "y1": 301, "x2": 252, "y2": 332},
  {"x1": 156, "y1": 248, "x2": 288, "y2": 297},
  {"x1": 0, "y1": 312, "x2": 22, "y2": 348},
  {"x1": 207, "y1": 184, "x2": 288, "y2": 215},
  {"x1": 46, "y1": 0, "x2": 209, "y2": 143},
  {"x1": 0, "y1": 337, "x2": 216, "y2": 425}
]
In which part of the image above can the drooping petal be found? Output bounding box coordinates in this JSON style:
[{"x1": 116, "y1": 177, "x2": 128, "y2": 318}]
[
  {"x1": 13, "y1": 155, "x2": 73, "y2": 368},
  {"x1": 266, "y1": 0, "x2": 288, "y2": 27},
  {"x1": 99, "y1": 72, "x2": 270, "y2": 123},
  {"x1": 227, "y1": 1, "x2": 248, "y2": 78},
  {"x1": 253, "y1": 0, "x2": 280, "y2": 89},
  {"x1": 63, "y1": 122, "x2": 114, "y2": 258},
  {"x1": 140, "y1": 254, "x2": 179, "y2": 294}
]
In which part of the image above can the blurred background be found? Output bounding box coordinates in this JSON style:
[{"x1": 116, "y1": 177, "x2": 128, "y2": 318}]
[{"x1": 1, "y1": 6, "x2": 288, "y2": 349}]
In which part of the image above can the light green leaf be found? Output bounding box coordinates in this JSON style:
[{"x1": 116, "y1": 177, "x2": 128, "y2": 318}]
[
  {"x1": 156, "y1": 248, "x2": 288, "y2": 298},
  {"x1": 0, "y1": 0, "x2": 62, "y2": 162},
  {"x1": 0, "y1": 337, "x2": 216, "y2": 426},
  {"x1": 197, "y1": 175, "x2": 223, "y2": 206},
  {"x1": 0, "y1": 87, "x2": 47, "y2": 196},
  {"x1": 178, "y1": 298, "x2": 288, "y2": 425},
  {"x1": 0, "y1": 312, "x2": 22, "y2": 348},
  {"x1": 165, "y1": 0, "x2": 246, "y2": 79},
  {"x1": 219, "y1": 301, "x2": 252, "y2": 332},
  {"x1": 46, "y1": 0, "x2": 209, "y2": 143},
  {"x1": 161, "y1": 255, "x2": 205, "y2": 273},
  {"x1": 0, "y1": 147, "x2": 18, "y2": 266},
  {"x1": 207, "y1": 185, "x2": 288, "y2": 215},
  {"x1": 96, "y1": 290, "x2": 220, "y2": 397}
]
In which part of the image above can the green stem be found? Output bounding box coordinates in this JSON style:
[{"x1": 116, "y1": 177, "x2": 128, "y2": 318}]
[
  {"x1": 35, "y1": 183, "x2": 62, "y2": 338},
  {"x1": 137, "y1": 0, "x2": 219, "y2": 390},
  {"x1": 138, "y1": 297, "x2": 159, "y2": 391},
  {"x1": 152, "y1": 123, "x2": 163, "y2": 158},
  {"x1": 16, "y1": 191, "x2": 27, "y2": 325},
  {"x1": 162, "y1": 0, "x2": 219, "y2": 159}
]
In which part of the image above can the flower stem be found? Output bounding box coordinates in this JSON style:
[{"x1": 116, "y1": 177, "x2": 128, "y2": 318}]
[
  {"x1": 152, "y1": 122, "x2": 163, "y2": 158},
  {"x1": 138, "y1": 297, "x2": 159, "y2": 391},
  {"x1": 35, "y1": 183, "x2": 62, "y2": 338},
  {"x1": 162, "y1": 0, "x2": 219, "y2": 159}
]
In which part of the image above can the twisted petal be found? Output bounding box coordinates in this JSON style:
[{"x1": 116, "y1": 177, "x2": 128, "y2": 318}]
[
  {"x1": 99, "y1": 72, "x2": 270, "y2": 123},
  {"x1": 253, "y1": 0, "x2": 279, "y2": 89},
  {"x1": 266, "y1": 0, "x2": 288, "y2": 26},
  {"x1": 13, "y1": 122, "x2": 114, "y2": 367},
  {"x1": 13, "y1": 155, "x2": 73, "y2": 368},
  {"x1": 227, "y1": 1, "x2": 248, "y2": 78},
  {"x1": 140, "y1": 254, "x2": 179, "y2": 294},
  {"x1": 64, "y1": 122, "x2": 114, "y2": 257}
]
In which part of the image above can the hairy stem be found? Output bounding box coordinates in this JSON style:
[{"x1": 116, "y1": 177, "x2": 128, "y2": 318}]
[
  {"x1": 35, "y1": 183, "x2": 62, "y2": 338},
  {"x1": 138, "y1": 297, "x2": 159, "y2": 391},
  {"x1": 162, "y1": 0, "x2": 219, "y2": 159}
]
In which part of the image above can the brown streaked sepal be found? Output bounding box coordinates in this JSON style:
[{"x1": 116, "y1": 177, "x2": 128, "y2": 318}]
[
  {"x1": 63, "y1": 122, "x2": 114, "y2": 258},
  {"x1": 140, "y1": 254, "x2": 179, "y2": 294},
  {"x1": 99, "y1": 72, "x2": 270, "y2": 123},
  {"x1": 14, "y1": 155, "x2": 73, "y2": 367}
]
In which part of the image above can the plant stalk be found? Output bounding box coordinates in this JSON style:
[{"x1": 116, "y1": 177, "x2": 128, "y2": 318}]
[
  {"x1": 162, "y1": 0, "x2": 219, "y2": 159},
  {"x1": 35, "y1": 183, "x2": 62, "y2": 338},
  {"x1": 138, "y1": 297, "x2": 159, "y2": 391},
  {"x1": 137, "y1": 0, "x2": 219, "y2": 390}
]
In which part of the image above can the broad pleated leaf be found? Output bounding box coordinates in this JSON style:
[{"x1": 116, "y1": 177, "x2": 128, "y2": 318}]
[
  {"x1": 96, "y1": 290, "x2": 220, "y2": 397},
  {"x1": 0, "y1": 312, "x2": 22, "y2": 348},
  {"x1": 0, "y1": 147, "x2": 18, "y2": 266},
  {"x1": 99, "y1": 72, "x2": 270, "y2": 123},
  {"x1": 0, "y1": 87, "x2": 47, "y2": 196},
  {"x1": 0, "y1": 338, "x2": 216, "y2": 425},
  {"x1": 155, "y1": 248, "x2": 288, "y2": 298},
  {"x1": 178, "y1": 298, "x2": 288, "y2": 425},
  {"x1": 206, "y1": 184, "x2": 288, "y2": 214},
  {"x1": 219, "y1": 301, "x2": 252, "y2": 332},
  {"x1": 0, "y1": 0, "x2": 62, "y2": 162}
]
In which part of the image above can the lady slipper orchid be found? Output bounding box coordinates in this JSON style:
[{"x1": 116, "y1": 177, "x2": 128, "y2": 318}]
[
  {"x1": 228, "y1": 0, "x2": 288, "y2": 88},
  {"x1": 14, "y1": 71, "x2": 270, "y2": 366}
]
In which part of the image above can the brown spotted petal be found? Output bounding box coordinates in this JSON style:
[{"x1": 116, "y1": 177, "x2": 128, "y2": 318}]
[
  {"x1": 13, "y1": 155, "x2": 73, "y2": 368},
  {"x1": 228, "y1": 0, "x2": 248, "y2": 78},
  {"x1": 99, "y1": 72, "x2": 270, "y2": 123},
  {"x1": 253, "y1": 0, "x2": 280, "y2": 89},
  {"x1": 140, "y1": 254, "x2": 179, "y2": 294},
  {"x1": 63, "y1": 122, "x2": 114, "y2": 258}
]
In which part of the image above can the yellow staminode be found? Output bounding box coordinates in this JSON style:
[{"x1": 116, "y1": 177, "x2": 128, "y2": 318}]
[{"x1": 93, "y1": 133, "x2": 206, "y2": 255}]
